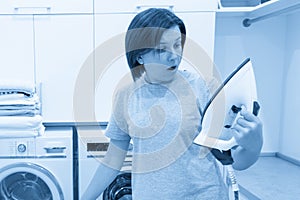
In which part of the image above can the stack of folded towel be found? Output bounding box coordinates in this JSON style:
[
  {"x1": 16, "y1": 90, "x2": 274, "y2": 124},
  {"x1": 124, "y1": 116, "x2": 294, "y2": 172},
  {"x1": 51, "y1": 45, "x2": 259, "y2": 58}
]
[{"x1": 0, "y1": 80, "x2": 44, "y2": 138}]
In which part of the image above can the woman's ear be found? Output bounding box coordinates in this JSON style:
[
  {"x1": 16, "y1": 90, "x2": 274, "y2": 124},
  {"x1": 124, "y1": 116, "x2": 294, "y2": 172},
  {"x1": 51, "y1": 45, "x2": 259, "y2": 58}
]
[{"x1": 137, "y1": 57, "x2": 144, "y2": 65}]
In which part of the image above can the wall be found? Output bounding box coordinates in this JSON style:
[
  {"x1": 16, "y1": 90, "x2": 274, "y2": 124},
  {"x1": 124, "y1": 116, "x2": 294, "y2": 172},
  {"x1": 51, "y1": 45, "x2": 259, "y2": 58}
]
[
  {"x1": 280, "y1": 10, "x2": 300, "y2": 161},
  {"x1": 214, "y1": 13, "x2": 287, "y2": 153}
]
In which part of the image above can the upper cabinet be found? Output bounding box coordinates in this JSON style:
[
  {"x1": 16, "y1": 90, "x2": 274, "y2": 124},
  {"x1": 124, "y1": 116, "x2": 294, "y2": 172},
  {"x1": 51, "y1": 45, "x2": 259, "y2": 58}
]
[
  {"x1": 0, "y1": 15, "x2": 35, "y2": 85},
  {"x1": 94, "y1": 0, "x2": 218, "y2": 13},
  {"x1": 94, "y1": 14, "x2": 135, "y2": 122},
  {"x1": 34, "y1": 15, "x2": 94, "y2": 123},
  {"x1": 0, "y1": 0, "x2": 93, "y2": 14}
]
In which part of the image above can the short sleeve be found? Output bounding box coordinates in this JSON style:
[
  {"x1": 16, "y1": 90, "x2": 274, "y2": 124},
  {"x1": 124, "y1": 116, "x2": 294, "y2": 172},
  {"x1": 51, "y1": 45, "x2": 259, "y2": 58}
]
[
  {"x1": 105, "y1": 115, "x2": 131, "y2": 140},
  {"x1": 105, "y1": 89, "x2": 131, "y2": 141}
]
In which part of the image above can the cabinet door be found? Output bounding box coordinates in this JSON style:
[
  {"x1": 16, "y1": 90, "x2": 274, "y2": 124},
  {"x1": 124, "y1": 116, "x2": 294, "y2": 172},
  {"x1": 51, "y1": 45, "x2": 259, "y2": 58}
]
[
  {"x1": 0, "y1": 0, "x2": 93, "y2": 14},
  {"x1": 94, "y1": 14, "x2": 135, "y2": 122},
  {"x1": 176, "y1": 12, "x2": 216, "y2": 77},
  {"x1": 0, "y1": 15, "x2": 35, "y2": 85},
  {"x1": 35, "y1": 15, "x2": 94, "y2": 123}
]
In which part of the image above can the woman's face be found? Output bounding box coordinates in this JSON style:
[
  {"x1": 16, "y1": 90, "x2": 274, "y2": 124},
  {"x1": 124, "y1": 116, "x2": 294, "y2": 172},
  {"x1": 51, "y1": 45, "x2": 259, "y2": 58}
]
[{"x1": 141, "y1": 26, "x2": 183, "y2": 84}]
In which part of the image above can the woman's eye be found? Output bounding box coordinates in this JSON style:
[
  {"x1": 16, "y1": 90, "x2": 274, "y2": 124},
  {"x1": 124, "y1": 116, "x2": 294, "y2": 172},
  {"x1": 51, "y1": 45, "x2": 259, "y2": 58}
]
[
  {"x1": 158, "y1": 47, "x2": 167, "y2": 53},
  {"x1": 174, "y1": 43, "x2": 181, "y2": 49}
]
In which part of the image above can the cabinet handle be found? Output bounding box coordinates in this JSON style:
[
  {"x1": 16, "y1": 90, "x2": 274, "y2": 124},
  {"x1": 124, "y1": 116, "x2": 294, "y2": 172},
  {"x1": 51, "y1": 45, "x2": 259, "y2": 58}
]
[
  {"x1": 136, "y1": 5, "x2": 174, "y2": 12},
  {"x1": 14, "y1": 7, "x2": 51, "y2": 14}
]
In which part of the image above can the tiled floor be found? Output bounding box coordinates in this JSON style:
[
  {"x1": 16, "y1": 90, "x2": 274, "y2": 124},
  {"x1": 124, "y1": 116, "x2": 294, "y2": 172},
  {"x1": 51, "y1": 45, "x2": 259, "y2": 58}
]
[{"x1": 235, "y1": 156, "x2": 300, "y2": 200}]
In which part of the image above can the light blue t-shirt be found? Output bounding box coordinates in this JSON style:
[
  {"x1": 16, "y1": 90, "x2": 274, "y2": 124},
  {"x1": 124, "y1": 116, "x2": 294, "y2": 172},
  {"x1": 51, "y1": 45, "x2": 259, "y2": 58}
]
[{"x1": 106, "y1": 70, "x2": 229, "y2": 200}]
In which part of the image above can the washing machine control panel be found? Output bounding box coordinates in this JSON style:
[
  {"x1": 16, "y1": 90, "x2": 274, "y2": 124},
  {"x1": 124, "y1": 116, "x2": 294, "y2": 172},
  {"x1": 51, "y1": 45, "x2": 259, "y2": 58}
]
[{"x1": 0, "y1": 138, "x2": 35, "y2": 157}]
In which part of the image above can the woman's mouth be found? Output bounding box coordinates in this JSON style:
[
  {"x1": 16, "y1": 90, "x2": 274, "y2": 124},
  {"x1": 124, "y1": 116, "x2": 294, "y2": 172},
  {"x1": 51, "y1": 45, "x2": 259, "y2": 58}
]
[{"x1": 167, "y1": 66, "x2": 177, "y2": 70}]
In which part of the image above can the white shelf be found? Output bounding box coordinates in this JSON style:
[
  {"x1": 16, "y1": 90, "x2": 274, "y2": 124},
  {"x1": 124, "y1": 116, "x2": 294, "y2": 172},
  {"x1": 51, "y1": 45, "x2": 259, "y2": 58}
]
[
  {"x1": 217, "y1": 0, "x2": 300, "y2": 19},
  {"x1": 249, "y1": 0, "x2": 300, "y2": 18}
]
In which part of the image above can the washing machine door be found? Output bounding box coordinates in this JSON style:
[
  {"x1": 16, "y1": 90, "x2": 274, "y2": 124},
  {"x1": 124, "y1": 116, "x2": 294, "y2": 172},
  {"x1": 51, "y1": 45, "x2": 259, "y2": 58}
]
[
  {"x1": 103, "y1": 173, "x2": 132, "y2": 200},
  {"x1": 0, "y1": 163, "x2": 64, "y2": 200}
]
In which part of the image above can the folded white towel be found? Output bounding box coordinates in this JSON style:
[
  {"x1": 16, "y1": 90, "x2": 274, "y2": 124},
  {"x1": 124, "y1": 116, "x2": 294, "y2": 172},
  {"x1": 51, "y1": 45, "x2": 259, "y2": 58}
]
[
  {"x1": 0, "y1": 99, "x2": 36, "y2": 106},
  {"x1": 0, "y1": 93, "x2": 40, "y2": 115},
  {"x1": 0, "y1": 93, "x2": 39, "y2": 104},
  {"x1": 0, "y1": 80, "x2": 35, "y2": 96},
  {"x1": 0, "y1": 109, "x2": 39, "y2": 116},
  {"x1": 0, "y1": 115, "x2": 43, "y2": 130},
  {"x1": 0, "y1": 106, "x2": 38, "y2": 112},
  {"x1": 0, "y1": 92, "x2": 39, "y2": 101},
  {"x1": 0, "y1": 125, "x2": 45, "y2": 138},
  {"x1": 0, "y1": 93, "x2": 25, "y2": 101}
]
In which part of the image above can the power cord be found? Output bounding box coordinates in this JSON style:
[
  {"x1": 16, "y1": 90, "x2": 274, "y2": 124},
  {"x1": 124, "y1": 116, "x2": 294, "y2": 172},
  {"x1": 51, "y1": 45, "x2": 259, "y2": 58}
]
[{"x1": 211, "y1": 149, "x2": 239, "y2": 200}]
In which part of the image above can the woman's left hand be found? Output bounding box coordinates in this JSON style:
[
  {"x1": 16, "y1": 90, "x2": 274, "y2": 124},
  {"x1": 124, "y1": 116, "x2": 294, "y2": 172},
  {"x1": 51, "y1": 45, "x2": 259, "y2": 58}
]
[{"x1": 232, "y1": 106, "x2": 263, "y2": 152}]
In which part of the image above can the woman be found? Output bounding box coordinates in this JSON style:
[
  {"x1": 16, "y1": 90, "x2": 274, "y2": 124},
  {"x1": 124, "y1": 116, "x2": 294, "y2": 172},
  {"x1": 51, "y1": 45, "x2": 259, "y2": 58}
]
[{"x1": 81, "y1": 8, "x2": 263, "y2": 200}]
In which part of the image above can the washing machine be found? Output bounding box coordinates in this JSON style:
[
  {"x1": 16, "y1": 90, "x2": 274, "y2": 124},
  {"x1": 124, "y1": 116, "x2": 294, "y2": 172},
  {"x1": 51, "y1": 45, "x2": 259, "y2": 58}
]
[
  {"x1": 0, "y1": 126, "x2": 73, "y2": 200},
  {"x1": 77, "y1": 126, "x2": 132, "y2": 200}
]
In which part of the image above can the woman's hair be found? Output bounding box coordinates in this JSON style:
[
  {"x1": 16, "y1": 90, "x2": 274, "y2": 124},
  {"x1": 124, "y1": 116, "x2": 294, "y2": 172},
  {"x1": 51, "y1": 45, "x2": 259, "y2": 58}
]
[{"x1": 125, "y1": 8, "x2": 186, "y2": 81}]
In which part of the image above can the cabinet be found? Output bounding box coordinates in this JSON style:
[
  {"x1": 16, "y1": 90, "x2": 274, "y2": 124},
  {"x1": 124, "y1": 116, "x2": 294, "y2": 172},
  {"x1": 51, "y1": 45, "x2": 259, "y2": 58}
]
[
  {"x1": 0, "y1": 15, "x2": 35, "y2": 84},
  {"x1": 0, "y1": 1, "x2": 93, "y2": 123},
  {"x1": 94, "y1": 14, "x2": 135, "y2": 121},
  {"x1": 177, "y1": 12, "x2": 216, "y2": 76},
  {"x1": 35, "y1": 15, "x2": 94, "y2": 123}
]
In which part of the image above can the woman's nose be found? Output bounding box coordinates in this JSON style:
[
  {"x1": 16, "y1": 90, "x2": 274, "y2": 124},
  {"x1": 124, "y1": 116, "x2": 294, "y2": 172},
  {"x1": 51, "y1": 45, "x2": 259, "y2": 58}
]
[{"x1": 167, "y1": 48, "x2": 180, "y2": 62}]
